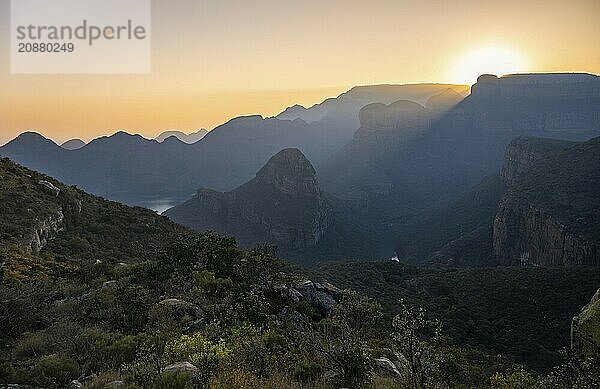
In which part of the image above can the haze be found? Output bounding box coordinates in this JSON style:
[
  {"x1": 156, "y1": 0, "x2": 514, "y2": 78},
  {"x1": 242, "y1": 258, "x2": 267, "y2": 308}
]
[{"x1": 0, "y1": 0, "x2": 599, "y2": 144}]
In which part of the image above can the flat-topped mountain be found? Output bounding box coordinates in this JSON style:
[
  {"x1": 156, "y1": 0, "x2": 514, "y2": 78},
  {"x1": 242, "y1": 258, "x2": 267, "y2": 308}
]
[
  {"x1": 471, "y1": 73, "x2": 600, "y2": 98},
  {"x1": 165, "y1": 148, "x2": 376, "y2": 262}
]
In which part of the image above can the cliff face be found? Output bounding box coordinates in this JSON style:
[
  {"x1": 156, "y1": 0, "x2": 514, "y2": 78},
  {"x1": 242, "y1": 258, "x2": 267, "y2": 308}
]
[
  {"x1": 494, "y1": 202, "x2": 599, "y2": 266},
  {"x1": 493, "y1": 137, "x2": 600, "y2": 266},
  {"x1": 26, "y1": 209, "x2": 65, "y2": 253},
  {"x1": 165, "y1": 148, "x2": 333, "y2": 252},
  {"x1": 500, "y1": 137, "x2": 574, "y2": 186}
]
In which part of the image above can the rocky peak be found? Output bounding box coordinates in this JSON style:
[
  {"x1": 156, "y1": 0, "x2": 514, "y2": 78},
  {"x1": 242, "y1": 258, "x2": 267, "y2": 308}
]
[
  {"x1": 165, "y1": 149, "x2": 335, "y2": 254},
  {"x1": 254, "y1": 148, "x2": 320, "y2": 195}
]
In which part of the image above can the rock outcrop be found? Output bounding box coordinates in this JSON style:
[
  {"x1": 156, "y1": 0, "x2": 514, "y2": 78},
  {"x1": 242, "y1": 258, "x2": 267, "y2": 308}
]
[
  {"x1": 571, "y1": 288, "x2": 600, "y2": 358},
  {"x1": 26, "y1": 209, "x2": 65, "y2": 253},
  {"x1": 494, "y1": 202, "x2": 599, "y2": 266},
  {"x1": 493, "y1": 137, "x2": 600, "y2": 266},
  {"x1": 500, "y1": 137, "x2": 573, "y2": 186},
  {"x1": 165, "y1": 148, "x2": 333, "y2": 253},
  {"x1": 38, "y1": 180, "x2": 60, "y2": 196},
  {"x1": 355, "y1": 100, "x2": 430, "y2": 148}
]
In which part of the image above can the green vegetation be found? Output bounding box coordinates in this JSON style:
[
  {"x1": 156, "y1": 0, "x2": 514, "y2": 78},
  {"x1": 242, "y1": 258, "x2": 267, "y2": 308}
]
[
  {"x1": 1, "y1": 157, "x2": 598, "y2": 388},
  {"x1": 395, "y1": 174, "x2": 505, "y2": 266},
  {"x1": 312, "y1": 260, "x2": 600, "y2": 371}
]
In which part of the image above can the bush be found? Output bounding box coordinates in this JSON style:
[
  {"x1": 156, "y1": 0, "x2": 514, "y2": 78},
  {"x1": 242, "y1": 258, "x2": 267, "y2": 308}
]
[
  {"x1": 32, "y1": 354, "x2": 80, "y2": 388},
  {"x1": 293, "y1": 360, "x2": 324, "y2": 384}
]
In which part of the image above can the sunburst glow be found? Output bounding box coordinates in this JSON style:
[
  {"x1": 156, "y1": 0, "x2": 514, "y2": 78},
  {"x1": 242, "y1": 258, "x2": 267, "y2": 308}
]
[{"x1": 451, "y1": 46, "x2": 528, "y2": 85}]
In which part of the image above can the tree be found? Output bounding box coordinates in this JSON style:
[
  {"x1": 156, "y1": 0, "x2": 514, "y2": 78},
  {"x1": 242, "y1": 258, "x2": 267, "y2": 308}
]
[
  {"x1": 391, "y1": 300, "x2": 442, "y2": 389},
  {"x1": 332, "y1": 289, "x2": 383, "y2": 338}
]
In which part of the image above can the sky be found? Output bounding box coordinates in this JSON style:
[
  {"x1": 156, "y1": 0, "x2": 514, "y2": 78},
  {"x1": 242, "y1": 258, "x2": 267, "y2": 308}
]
[{"x1": 1, "y1": 0, "x2": 599, "y2": 144}]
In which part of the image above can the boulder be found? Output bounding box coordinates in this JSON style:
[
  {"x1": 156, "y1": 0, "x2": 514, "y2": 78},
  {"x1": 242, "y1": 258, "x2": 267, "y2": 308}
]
[
  {"x1": 374, "y1": 357, "x2": 401, "y2": 377},
  {"x1": 68, "y1": 380, "x2": 83, "y2": 389},
  {"x1": 297, "y1": 280, "x2": 337, "y2": 317},
  {"x1": 38, "y1": 180, "x2": 60, "y2": 196},
  {"x1": 164, "y1": 361, "x2": 199, "y2": 376}
]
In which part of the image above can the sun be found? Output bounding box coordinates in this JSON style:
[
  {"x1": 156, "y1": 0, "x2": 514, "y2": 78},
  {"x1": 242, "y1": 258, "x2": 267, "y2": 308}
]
[{"x1": 450, "y1": 46, "x2": 528, "y2": 85}]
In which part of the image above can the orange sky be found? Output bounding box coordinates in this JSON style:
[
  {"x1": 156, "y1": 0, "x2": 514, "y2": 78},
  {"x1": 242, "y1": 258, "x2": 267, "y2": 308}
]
[{"x1": 1, "y1": 0, "x2": 599, "y2": 144}]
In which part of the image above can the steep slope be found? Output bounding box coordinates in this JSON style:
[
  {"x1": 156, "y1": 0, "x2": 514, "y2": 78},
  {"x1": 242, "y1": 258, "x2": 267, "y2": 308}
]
[
  {"x1": 165, "y1": 149, "x2": 377, "y2": 262},
  {"x1": 493, "y1": 136, "x2": 600, "y2": 266},
  {"x1": 0, "y1": 158, "x2": 372, "y2": 388},
  {"x1": 394, "y1": 135, "x2": 600, "y2": 267},
  {"x1": 0, "y1": 157, "x2": 190, "y2": 279}
]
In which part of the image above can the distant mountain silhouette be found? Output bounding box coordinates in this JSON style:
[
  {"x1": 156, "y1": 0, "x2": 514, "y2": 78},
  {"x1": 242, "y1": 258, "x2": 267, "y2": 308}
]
[
  {"x1": 278, "y1": 83, "x2": 468, "y2": 146},
  {"x1": 0, "y1": 114, "x2": 366, "y2": 205},
  {"x1": 60, "y1": 139, "x2": 86, "y2": 150},
  {"x1": 164, "y1": 148, "x2": 378, "y2": 262},
  {"x1": 155, "y1": 129, "x2": 208, "y2": 144}
]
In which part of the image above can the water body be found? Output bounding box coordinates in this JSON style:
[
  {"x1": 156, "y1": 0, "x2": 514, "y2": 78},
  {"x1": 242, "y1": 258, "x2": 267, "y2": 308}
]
[
  {"x1": 140, "y1": 198, "x2": 182, "y2": 214},
  {"x1": 113, "y1": 193, "x2": 192, "y2": 214}
]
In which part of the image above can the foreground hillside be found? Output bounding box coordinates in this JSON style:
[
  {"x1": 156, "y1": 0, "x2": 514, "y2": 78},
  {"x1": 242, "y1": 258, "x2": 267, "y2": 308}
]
[{"x1": 0, "y1": 158, "x2": 493, "y2": 388}]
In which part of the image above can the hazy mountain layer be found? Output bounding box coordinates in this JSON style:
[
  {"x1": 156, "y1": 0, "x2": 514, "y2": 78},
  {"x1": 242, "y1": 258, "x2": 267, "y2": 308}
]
[
  {"x1": 318, "y1": 73, "x2": 600, "y2": 255},
  {"x1": 155, "y1": 129, "x2": 208, "y2": 143},
  {"x1": 0, "y1": 83, "x2": 471, "y2": 207}
]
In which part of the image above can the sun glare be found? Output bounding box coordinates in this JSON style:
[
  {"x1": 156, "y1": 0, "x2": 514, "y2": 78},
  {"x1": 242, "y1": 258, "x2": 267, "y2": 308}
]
[{"x1": 451, "y1": 46, "x2": 528, "y2": 85}]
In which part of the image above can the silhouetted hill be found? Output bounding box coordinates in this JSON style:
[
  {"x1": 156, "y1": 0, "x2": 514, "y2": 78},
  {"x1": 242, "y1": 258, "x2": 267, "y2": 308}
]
[
  {"x1": 0, "y1": 114, "x2": 365, "y2": 206},
  {"x1": 278, "y1": 83, "x2": 468, "y2": 125},
  {"x1": 60, "y1": 139, "x2": 86, "y2": 150},
  {"x1": 165, "y1": 148, "x2": 378, "y2": 262},
  {"x1": 155, "y1": 129, "x2": 208, "y2": 143}
]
